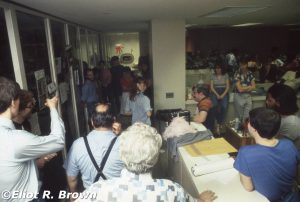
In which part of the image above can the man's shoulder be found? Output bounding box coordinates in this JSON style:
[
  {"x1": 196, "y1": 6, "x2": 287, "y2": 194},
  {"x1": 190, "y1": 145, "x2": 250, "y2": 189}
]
[
  {"x1": 198, "y1": 98, "x2": 213, "y2": 109},
  {"x1": 238, "y1": 144, "x2": 259, "y2": 155}
]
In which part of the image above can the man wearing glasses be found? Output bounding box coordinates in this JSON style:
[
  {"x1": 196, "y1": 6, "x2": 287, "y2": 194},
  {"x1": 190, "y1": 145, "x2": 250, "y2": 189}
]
[{"x1": 0, "y1": 77, "x2": 65, "y2": 202}]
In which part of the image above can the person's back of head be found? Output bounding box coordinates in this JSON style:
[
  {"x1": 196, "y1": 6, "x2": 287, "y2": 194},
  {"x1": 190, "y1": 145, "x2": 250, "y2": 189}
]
[
  {"x1": 239, "y1": 58, "x2": 248, "y2": 66},
  {"x1": 98, "y1": 60, "x2": 106, "y2": 68},
  {"x1": 267, "y1": 84, "x2": 298, "y2": 115},
  {"x1": 249, "y1": 107, "x2": 281, "y2": 139},
  {"x1": 119, "y1": 122, "x2": 162, "y2": 174},
  {"x1": 91, "y1": 103, "x2": 114, "y2": 129},
  {"x1": 110, "y1": 56, "x2": 120, "y2": 67},
  {"x1": 193, "y1": 84, "x2": 209, "y2": 97},
  {"x1": 0, "y1": 77, "x2": 20, "y2": 114}
]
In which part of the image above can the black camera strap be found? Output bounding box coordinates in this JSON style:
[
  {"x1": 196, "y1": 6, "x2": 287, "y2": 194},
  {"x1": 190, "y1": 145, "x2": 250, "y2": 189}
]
[{"x1": 83, "y1": 135, "x2": 117, "y2": 182}]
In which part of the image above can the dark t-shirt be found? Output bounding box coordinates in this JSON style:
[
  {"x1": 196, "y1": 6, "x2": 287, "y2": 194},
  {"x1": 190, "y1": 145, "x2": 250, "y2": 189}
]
[{"x1": 110, "y1": 65, "x2": 124, "y2": 96}]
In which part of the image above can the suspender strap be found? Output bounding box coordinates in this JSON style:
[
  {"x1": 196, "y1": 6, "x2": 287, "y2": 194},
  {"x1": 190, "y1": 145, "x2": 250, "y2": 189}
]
[{"x1": 83, "y1": 135, "x2": 117, "y2": 182}]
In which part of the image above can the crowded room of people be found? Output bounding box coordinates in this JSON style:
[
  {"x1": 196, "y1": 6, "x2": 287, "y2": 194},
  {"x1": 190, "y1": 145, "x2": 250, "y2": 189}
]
[{"x1": 1, "y1": 0, "x2": 300, "y2": 201}]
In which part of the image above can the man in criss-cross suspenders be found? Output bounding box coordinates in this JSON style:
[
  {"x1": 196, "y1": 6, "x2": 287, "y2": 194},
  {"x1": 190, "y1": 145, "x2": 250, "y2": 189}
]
[{"x1": 64, "y1": 103, "x2": 124, "y2": 201}]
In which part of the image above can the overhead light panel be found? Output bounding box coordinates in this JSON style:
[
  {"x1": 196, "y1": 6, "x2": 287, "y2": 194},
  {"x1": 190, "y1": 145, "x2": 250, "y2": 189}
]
[
  {"x1": 185, "y1": 24, "x2": 197, "y2": 28},
  {"x1": 201, "y1": 6, "x2": 268, "y2": 18},
  {"x1": 232, "y1": 23, "x2": 263, "y2": 27}
]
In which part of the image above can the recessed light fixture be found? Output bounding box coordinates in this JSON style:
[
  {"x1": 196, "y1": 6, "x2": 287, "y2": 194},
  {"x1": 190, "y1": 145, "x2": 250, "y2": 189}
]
[
  {"x1": 232, "y1": 23, "x2": 263, "y2": 27},
  {"x1": 201, "y1": 6, "x2": 268, "y2": 18}
]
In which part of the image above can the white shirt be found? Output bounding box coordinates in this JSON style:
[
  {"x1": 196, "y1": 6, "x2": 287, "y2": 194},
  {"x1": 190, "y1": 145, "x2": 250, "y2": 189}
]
[{"x1": 0, "y1": 108, "x2": 65, "y2": 202}]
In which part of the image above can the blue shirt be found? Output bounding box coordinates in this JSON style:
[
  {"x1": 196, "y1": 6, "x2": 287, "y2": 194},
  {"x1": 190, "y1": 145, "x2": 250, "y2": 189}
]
[
  {"x1": 76, "y1": 169, "x2": 188, "y2": 202},
  {"x1": 81, "y1": 79, "x2": 99, "y2": 103},
  {"x1": 126, "y1": 93, "x2": 152, "y2": 125},
  {"x1": 64, "y1": 130, "x2": 124, "y2": 188},
  {"x1": 234, "y1": 139, "x2": 300, "y2": 201}
]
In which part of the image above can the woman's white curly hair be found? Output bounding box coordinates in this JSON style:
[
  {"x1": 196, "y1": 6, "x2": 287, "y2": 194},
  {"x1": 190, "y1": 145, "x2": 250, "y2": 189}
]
[{"x1": 119, "y1": 122, "x2": 162, "y2": 174}]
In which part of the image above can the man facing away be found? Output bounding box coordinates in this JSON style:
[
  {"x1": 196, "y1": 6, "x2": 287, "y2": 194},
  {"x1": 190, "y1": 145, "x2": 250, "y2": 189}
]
[
  {"x1": 234, "y1": 107, "x2": 300, "y2": 202},
  {"x1": 0, "y1": 77, "x2": 65, "y2": 202},
  {"x1": 64, "y1": 103, "x2": 123, "y2": 200},
  {"x1": 76, "y1": 122, "x2": 216, "y2": 202}
]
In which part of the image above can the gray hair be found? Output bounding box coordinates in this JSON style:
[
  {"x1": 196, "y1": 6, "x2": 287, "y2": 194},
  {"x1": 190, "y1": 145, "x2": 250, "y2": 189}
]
[{"x1": 119, "y1": 122, "x2": 162, "y2": 174}]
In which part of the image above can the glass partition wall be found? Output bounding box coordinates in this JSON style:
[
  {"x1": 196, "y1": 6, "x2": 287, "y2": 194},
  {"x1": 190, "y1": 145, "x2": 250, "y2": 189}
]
[
  {"x1": 0, "y1": 8, "x2": 14, "y2": 80},
  {"x1": 1, "y1": 5, "x2": 100, "y2": 140},
  {"x1": 1, "y1": 3, "x2": 101, "y2": 200},
  {"x1": 17, "y1": 11, "x2": 52, "y2": 134},
  {"x1": 68, "y1": 25, "x2": 89, "y2": 137},
  {"x1": 51, "y1": 20, "x2": 77, "y2": 150}
]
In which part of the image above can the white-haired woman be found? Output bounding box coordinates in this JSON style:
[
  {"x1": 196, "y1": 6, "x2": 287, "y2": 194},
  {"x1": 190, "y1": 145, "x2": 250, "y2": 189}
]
[{"x1": 76, "y1": 123, "x2": 216, "y2": 202}]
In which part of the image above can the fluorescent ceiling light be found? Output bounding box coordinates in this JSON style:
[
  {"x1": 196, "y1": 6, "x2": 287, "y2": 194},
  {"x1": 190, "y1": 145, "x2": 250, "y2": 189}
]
[
  {"x1": 185, "y1": 24, "x2": 197, "y2": 28},
  {"x1": 232, "y1": 23, "x2": 263, "y2": 27},
  {"x1": 201, "y1": 6, "x2": 268, "y2": 18}
]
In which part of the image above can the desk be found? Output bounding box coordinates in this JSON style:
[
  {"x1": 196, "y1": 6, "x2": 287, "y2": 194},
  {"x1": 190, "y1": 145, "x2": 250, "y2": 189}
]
[{"x1": 171, "y1": 147, "x2": 268, "y2": 202}]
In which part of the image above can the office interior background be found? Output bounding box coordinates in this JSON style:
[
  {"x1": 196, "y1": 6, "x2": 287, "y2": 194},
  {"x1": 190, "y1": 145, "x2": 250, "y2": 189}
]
[{"x1": 0, "y1": 0, "x2": 300, "y2": 145}]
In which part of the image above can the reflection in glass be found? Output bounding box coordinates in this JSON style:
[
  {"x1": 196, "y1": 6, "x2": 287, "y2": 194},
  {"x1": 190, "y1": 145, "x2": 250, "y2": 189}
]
[
  {"x1": 80, "y1": 28, "x2": 88, "y2": 66},
  {"x1": 87, "y1": 31, "x2": 94, "y2": 66},
  {"x1": 68, "y1": 25, "x2": 79, "y2": 59},
  {"x1": 51, "y1": 20, "x2": 76, "y2": 150},
  {"x1": 68, "y1": 25, "x2": 88, "y2": 137},
  {"x1": 89, "y1": 32, "x2": 99, "y2": 67},
  {"x1": 17, "y1": 11, "x2": 51, "y2": 113},
  {"x1": 0, "y1": 8, "x2": 15, "y2": 80}
]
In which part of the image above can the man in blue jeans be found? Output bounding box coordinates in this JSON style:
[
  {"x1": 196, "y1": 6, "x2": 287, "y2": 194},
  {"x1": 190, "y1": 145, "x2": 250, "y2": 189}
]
[{"x1": 234, "y1": 107, "x2": 300, "y2": 202}]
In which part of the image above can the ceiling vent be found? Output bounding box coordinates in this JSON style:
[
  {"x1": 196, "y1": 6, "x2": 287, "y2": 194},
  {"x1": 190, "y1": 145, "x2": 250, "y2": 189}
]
[{"x1": 200, "y1": 6, "x2": 268, "y2": 18}]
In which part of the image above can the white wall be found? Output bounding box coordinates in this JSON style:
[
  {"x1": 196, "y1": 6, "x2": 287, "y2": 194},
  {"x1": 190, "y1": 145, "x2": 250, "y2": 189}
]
[
  {"x1": 106, "y1": 32, "x2": 140, "y2": 68},
  {"x1": 151, "y1": 20, "x2": 185, "y2": 111}
]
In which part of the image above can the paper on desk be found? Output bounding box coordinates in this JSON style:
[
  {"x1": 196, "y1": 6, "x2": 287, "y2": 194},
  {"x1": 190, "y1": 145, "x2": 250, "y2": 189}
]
[
  {"x1": 183, "y1": 138, "x2": 237, "y2": 156},
  {"x1": 190, "y1": 122, "x2": 207, "y2": 132},
  {"x1": 190, "y1": 153, "x2": 230, "y2": 164},
  {"x1": 191, "y1": 158, "x2": 234, "y2": 176}
]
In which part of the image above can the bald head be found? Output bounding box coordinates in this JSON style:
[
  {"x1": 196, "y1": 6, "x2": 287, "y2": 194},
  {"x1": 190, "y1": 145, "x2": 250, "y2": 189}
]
[
  {"x1": 91, "y1": 103, "x2": 113, "y2": 129},
  {"x1": 95, "y1": 103, "x2": 109, "y2": 113}
]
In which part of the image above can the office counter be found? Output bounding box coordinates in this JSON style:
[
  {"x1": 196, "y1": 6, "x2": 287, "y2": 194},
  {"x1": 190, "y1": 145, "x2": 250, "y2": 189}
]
[
  {"x1": 167, "y1": 124, "x2": 268, "y2": 202},
  {"x1": 175, "y1": 147, "x2": 268, "y2": 202}
]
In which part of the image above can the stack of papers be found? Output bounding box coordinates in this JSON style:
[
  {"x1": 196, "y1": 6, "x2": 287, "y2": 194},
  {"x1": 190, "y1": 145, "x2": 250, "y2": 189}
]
[
  {"x1": 183, "y1": 138, "x2": 237, "y2": 156},
  {"x1": 191, "y1": 157, "x2": 234, "y2": 176}
]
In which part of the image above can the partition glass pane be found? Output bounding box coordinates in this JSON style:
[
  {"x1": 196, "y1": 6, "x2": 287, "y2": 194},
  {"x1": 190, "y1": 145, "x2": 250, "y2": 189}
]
[
  {"x1": 0, "y1": 8, "x2": 15, "y2": 80},
  {"x1": 17, "y1": 11, "x2": 51, "y2": 115}
]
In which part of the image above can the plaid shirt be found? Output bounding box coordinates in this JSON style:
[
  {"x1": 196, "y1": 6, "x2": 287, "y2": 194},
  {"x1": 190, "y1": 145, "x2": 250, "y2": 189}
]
[
  {"x1": 76, "y1": 169, "x2": 188, "y2": 202},
  {"x1": 233, "y1": 70, "x2": 255, "y2": 93}
]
